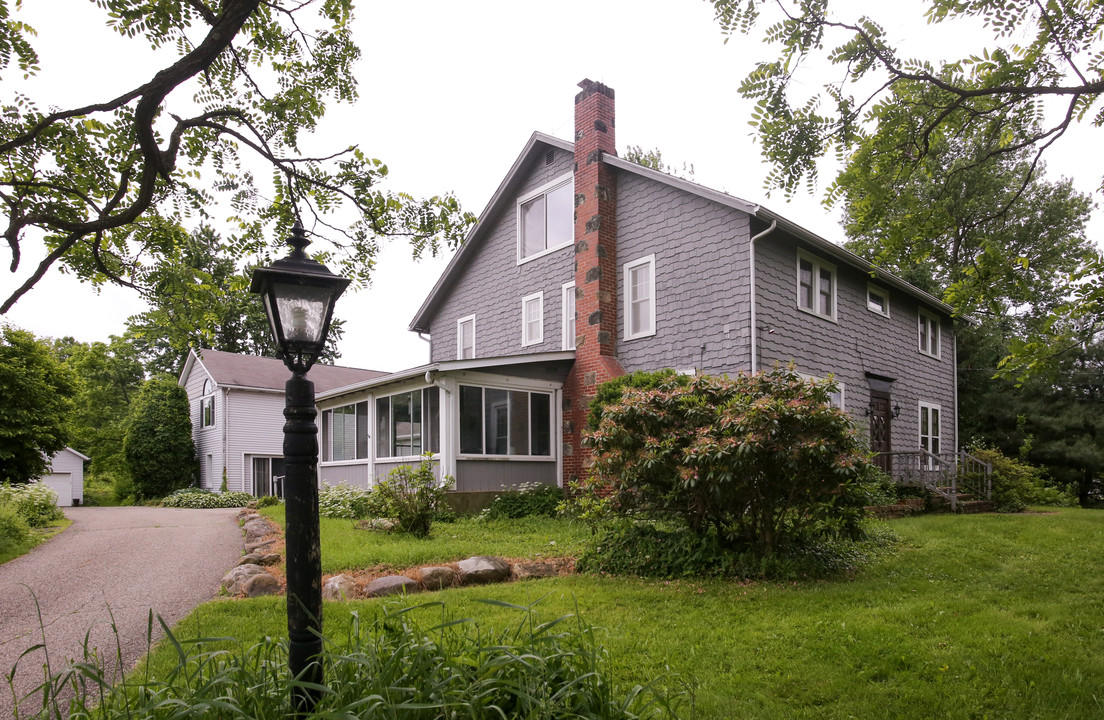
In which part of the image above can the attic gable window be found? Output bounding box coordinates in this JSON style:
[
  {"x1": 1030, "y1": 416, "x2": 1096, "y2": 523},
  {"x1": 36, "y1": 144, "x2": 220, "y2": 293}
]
[
  {"x1": 200, "y1": 379, "x2": 215, "y2": 428},
  {"x1": 518, "y1": 173, "x2": 573, "y2": 263}
]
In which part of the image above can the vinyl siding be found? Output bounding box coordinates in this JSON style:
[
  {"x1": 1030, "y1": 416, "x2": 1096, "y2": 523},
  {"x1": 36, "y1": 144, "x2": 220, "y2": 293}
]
[
  {"x1": 614, "y1": 170, "x2": 754, "y2": 375},
  {"x1": 319, "y1": 462, "x2": 372, "y2": 489},
  {"x1": 227, "y1": 389, "x2": 285, "y2": 494},
  {"x1": 754, "y1": 231, "x2": 957, "y2": 453},
  {"x1": 428, "y1": 148, "x2": 575, "y2": 361},
  {"x1": 455, "y1": 459, "x2": 557, "y2": 491},
  {"x1": 183, "y1": 363, "x2": 222, "y2": 490}
]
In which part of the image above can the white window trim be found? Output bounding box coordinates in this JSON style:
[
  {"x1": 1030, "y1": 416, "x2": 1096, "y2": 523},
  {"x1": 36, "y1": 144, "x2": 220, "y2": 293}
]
[
  {"x1": 918, "y1": 309, "x2": 941, "y2": 359},
  {"x1": 561, "y1": 281, "x2": 576, "y2": 350},
  {"x1": 918, "y1": 401, "x2": 942, "y2": 462},
  {"x1": 796, "y1": 250, "x2": 838, "y2": 323},
  {"x1": 623, "y1": 254, "x2": 657, "y2": 341},
  {"x1": 457, "y1": 383, "x2": 557, "y2": 460},
  {"x1": 867, "y1": 283, "x2": 890, "y2": 317},
  {"x1": 457, "y1": 314, "x2": 476, "y2": 360},
  {"x1": 516, "y1": 172, "x2": 574, "y2": 265},
  {"x1": 374, "y1": 386, "x2": 441, "y2": 462},
  {"x1": 520, "y1": 291, "x2": 544, "y2": 347}
]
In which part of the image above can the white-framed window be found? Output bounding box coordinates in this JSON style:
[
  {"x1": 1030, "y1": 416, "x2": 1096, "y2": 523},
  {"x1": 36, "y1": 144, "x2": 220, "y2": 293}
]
[
  {"x1": 918, "y1": 309, "x2": 941, "y2": 358},
  {"x1": 376, "y1": 387, "x2": 440, "y2": 459},
  {"x1": 321, "y1": 401, "x2": 369, "y2": 462},
  {"x1": 517, "y1": 173, "x2": 574, "y2": 263},
  {"x1": 521, "y1": 291, "x2": 544, "y2": 347},
  {"x1": 457, "y1": 315, "x2": 475, "y2": 360},
  {"x1": 562, "y1": 281, "x2": 576, "y2": 350},
  {"x1": 799, "y1": 372, "x2": 845, "y2": 410},
  {"x1": 251, "y1": 457, "x2": 285, "y2": 498},
  {"x1": 867, "y1": 284, "x2": 890, "y2": 317},
  {"x1": 200, "y1": 379, "x2": 215, "y2": 428},
  {"x1": 919, "y1": 402, "x2": 941, "y2": 460},
  {"x1": 624, "y1": 254, "x2": 657, "y2": 340},
  {"x1": 458, "y1": 385, "x2": 553, "y2": 457},
  {"x1": 797, "y1": 251, "x2": 837, "y2": 321}
]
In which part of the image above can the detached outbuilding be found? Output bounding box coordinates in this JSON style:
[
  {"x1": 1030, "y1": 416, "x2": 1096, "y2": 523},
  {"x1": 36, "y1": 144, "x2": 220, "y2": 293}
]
[{"x1": 43, "y1": 447, "x2": 89, "y2": 507}]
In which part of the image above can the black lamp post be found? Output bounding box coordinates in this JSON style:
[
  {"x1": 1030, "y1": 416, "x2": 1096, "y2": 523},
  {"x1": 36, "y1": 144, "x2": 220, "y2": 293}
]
[{"x1": 250, "y1": 221, "x2": 349, "y2": 713}]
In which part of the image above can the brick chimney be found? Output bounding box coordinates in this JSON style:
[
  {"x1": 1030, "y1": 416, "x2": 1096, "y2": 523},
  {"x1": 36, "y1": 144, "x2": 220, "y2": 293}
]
[{"x1": 563, "y1": 79, "x2": 624, "y2": 485}]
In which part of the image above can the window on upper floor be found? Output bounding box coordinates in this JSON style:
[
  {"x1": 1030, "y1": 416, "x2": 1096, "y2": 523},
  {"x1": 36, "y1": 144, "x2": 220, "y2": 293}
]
[
  {"x1": 867, "y1": 284, "x2": 890, "y2": 317},
  {"x1": 376, "y1": 387, "x2": 440, "y2": 459},
  {"x1": 518, "y1": 174, "x2": 574, "y2": 262},
  {"x1": 200, "y1": 379, "x2": 215, "y2": 428},
  {"x1": 321, "y1": 401, "x2": 369, "y2": 462},
  {"x1": 797, "y1": 251, "x2": 836, "y2": 321},
  {"x1": 562, "y1": 281, "x2": 576, "y2": 350},
  {"x1": 457, "y1": 315, "x2": 475, "y2": 359},
  {"x1": 521, "y1": 292, "x2": 544, "y2": 347},
  {"x1": 458, "y1": 385, "x2": 552, "y2": 457},
  {"x1": 918, "y1": 309, "x2": 940, "y2": 358},
  {"x1": 624, "y1": 254, "x2": 657, "y2": 340}
]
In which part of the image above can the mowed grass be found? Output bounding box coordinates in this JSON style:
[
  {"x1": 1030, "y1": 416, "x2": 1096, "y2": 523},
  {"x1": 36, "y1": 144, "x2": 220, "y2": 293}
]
[
  {"x1": 0, "y1": 517, "x2": 71, "y2": 565},
  {"x1": 259, "y1": 505, "x2": 591, "y2": 574},
  {"x1": 157, "y1": 509, "x2": 1104, "y2": 719}
]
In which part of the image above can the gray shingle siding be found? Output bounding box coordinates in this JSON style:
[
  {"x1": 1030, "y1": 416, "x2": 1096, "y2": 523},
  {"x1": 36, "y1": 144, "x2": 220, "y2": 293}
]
[
  {"x1": 754, "y1": 231, "x2": 957, "y2": 453},
  {"x1": 428, "y1": 148, "x2": 574, "y2": 361},
  {"x1": 614, "y1": 170, "x2": 753, "y2": 375}
]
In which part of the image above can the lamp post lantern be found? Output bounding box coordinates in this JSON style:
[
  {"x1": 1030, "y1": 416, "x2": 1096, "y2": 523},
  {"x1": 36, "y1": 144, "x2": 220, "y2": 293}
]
[{"x1": 250, "y1": 221, "x2": 349, "y2": 713}]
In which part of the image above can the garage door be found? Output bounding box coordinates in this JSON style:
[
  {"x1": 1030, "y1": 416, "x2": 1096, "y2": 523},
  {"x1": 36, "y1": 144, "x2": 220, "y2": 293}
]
[{"x1": 43, "y1": 474, "x2": 73, "y2": 507}]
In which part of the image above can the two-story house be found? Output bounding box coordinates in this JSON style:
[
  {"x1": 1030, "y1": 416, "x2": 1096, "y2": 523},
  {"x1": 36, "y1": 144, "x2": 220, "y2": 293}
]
[
  {"x1": 179, "y1": 348, "x2": 386, "y2": 496},
  {"x1": 316, "y1": 79, "x2": 958, "y2": 493}
]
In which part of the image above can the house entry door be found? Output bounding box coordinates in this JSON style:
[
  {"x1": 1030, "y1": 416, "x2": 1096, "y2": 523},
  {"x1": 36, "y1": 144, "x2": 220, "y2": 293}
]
[
  {"x1": 869, "y1": 391, "x2": 893, "y2": 473},
  {"x1": 252, "y1": 457, "x2": 286, "y2": 498}
]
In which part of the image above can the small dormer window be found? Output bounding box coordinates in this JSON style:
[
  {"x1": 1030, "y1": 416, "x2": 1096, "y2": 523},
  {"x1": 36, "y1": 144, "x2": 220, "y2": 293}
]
[
  {"x1": 518, "y1": 173, "x2": 573, "y2": 262},
  {"x1": 200, "y1": 379, "x2": 215, "y2": 428}
]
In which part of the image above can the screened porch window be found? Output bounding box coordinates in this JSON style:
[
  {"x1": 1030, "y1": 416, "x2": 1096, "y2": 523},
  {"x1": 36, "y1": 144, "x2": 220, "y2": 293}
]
[
  {"x1": 376, "y1": 387, "x2": 440, "y2": 459},
  {"x1": 321, "y1": 401, "x2": 368, "y2": 462},
  {"x1": 458, "y1": 385, "x2": 552, "y2": 457}
]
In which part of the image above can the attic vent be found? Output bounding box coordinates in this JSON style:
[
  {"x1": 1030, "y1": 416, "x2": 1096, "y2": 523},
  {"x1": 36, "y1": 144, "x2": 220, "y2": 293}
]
[{"x1": 545, "y1": 149, "x2": 555, "y2": 165}]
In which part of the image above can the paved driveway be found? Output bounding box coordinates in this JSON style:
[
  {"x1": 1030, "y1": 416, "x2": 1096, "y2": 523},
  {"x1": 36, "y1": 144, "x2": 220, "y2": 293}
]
[{"x1": 0, "y1": 506, "x2": 242, "y2": 716}]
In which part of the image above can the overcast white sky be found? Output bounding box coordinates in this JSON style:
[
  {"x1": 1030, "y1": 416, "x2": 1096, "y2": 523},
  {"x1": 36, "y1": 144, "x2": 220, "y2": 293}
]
[{"x1": 1, "y1": 1, "x2": 1099, "y2": 372}]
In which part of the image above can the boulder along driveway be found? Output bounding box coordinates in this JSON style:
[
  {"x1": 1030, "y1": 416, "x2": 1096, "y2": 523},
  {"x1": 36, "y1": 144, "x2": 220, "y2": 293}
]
[{"x1": 0, "y1": 506, "x2": 242, "y2": 716}]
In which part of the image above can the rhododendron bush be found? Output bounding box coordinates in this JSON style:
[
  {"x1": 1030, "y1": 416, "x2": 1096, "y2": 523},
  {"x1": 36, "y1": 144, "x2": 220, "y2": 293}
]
[{"x1": 586, "y1": 367, "x2": 872, "y2": 553}]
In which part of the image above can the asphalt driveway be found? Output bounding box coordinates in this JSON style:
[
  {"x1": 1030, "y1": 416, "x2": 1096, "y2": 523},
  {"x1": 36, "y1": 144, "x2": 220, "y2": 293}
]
[{"x1": 0, "y1": 506, "x2": 242, "y2": 716}]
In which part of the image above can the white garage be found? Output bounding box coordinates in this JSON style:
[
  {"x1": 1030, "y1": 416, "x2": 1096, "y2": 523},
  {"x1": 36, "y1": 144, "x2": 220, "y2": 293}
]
[{"x1": 43, "y1": 448, "x2": 90, "y2": 507}]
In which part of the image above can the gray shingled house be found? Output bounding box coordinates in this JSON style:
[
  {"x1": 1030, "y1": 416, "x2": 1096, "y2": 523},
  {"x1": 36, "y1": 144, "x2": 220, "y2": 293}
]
[
  {"x1": 314, "y1": 79, "x2": 960, "y2": 494},
  {"x1": 179, "y1": 348, "x2": 386, "y2": 496}
]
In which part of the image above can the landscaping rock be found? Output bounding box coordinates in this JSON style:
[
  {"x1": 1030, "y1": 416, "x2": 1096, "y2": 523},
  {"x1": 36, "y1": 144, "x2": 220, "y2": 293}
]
[
  {"x1": 243, "y1": 517, "x2": 279, "y2": 543},
  {"x1": 323, "y1": 574, "x2": 357, "y2": 600},
  {"x1": 245, "y1": 538, "x2": 276, "y2": 551},
  {"x1": 365, "y1": 575, "x2": 418, "y2": 598},
  {"x1": 457, "y1": 556, "x2": 511, "y2": 585},
  {"x1": 418, "y1": 566, "x2": 458, "y2": 590},
  {"x1": 242, "y1": 573, "x2": 280, "y2": 597},
  {"x1": 512, "y1": 561, "x2": 559, "y2": 580},
  {"x1": 238, "y1": 552, "x2": 281, "y2": 567},
  {"x1": 222, "y1": 564, "x2": 268, "y2": 595},
  {"x1": 355, "y1": 518, "x2": 398, "y2": 532}
]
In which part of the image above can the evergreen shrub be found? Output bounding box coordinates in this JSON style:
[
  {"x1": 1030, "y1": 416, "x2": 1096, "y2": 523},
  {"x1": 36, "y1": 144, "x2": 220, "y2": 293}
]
[
  {"x1": 161, "y1": 488, "x2": 254, "y2": 508},
  {"x1": 124, "y1": 378, "x2": 197, "y2": 499}
]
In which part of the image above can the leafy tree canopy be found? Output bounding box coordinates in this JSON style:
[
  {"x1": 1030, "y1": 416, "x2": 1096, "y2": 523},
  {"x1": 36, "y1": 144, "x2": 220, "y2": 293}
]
[
  {"x1": 0, "y1": 324, "x2": 75, "y2": 483},
  {"x1": 0, "y1": 0, "x2": 474, "y2": 312},
  {"x1": 124, "y1": 376, "x2": 197, "y2": 499},
  {"x1": 123, "y1": 224, "x2": 344, "y2": 376}
]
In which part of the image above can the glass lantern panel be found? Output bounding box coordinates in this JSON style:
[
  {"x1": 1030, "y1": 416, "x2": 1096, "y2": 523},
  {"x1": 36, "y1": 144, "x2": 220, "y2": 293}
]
[{"x1": 273, "y1": 282, "x2": 333, "y2": 344}]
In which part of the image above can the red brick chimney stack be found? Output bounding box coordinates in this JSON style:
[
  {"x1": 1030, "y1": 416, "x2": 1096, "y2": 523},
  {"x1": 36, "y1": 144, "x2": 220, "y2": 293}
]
[{"x1": 563, "y1": 78, "x2": 624, "y2": 484}]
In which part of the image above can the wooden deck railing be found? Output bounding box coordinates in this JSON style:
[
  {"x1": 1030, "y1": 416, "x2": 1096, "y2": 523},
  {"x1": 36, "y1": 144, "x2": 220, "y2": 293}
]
[{"x1": 877, "y1": 450, "x2": 993, "y2": 512}]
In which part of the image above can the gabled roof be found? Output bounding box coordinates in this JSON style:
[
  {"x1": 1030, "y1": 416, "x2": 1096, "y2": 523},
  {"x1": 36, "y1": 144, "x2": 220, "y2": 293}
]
[
  {"x1": 179, "y1": 348, "x2": 388, "y2": 394},
  {"x1": 409, "y1": 133, "x2": 954, "y2": 333}
]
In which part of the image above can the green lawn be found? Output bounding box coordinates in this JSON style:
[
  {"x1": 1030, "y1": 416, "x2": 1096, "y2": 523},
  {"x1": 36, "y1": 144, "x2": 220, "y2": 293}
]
[
  {"x1": 157, "y1": 509, "x2": 1103, "y2": 719},
  {"x1": 0, "y1": 517, "x2": 71, "y2": 565}
]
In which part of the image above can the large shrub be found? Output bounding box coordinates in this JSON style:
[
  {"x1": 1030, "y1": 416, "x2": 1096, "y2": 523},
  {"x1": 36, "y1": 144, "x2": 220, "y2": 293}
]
[
  {"x1": 161, "y1": 488, "x2": 254, "y2": 509},
  {"x1": 0, "y1": 502, "x2": 31, "y2": 554},
  {"x1": 587, "y1": 367, "x2": 870, "y2": 553},
  {"x1": 318, "y1": 482, "x2": 383, "y2": 520},
  {"x1": 375, "y1": 458, "x2": 453, "y2": 537},
  {"x1": 587, "y1": 368, "x2": 691, "y2": 431},
  {"x1": 124, "y1": 378, "x2": 198, "y2": 499},
  {"x1": 0, "y1": 481, "x2": 64, "y2": 527},
  {"x1": 968, "y1": 446, "x2": 1075, "y2": 512}
]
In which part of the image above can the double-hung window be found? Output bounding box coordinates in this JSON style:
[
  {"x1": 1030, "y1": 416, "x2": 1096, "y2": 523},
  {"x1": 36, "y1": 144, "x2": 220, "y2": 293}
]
[
  {"x1": 919, "y1": 402, "x2": 941, "y2": 461},
  {"x1": 458, "y1": 385, "x2": 552, "y2": 457},
  {"x1": 200, "y1": 379, "x2": 215, "y2": 428},
  {"x1": 321, "y1": 401, "x2": 368, "y2": 462},
  {"x1": 918, "y1": 309, "x2": 940, "y2": 358},
  {"x1": 562, "y1": 281, "x2": 576, "y2": 350},
  {"x1": 797, "y1": 251, "x2": 836, "y2": 320},
  {"x1": 457, "y1": 315, "x2": 475, "y2": 359},
  {"x1": 521, "y1": 292, "x2": 543, "y2": 347},
  {"x1": 624, "y1": 255, "x2": 656, "y2": 340},
  {"x1": 518, "y1": 174, "x2": 573, "y2": 262},
  {"x1": 376, "y1": 387, "x2": 440, "y2": 459}
]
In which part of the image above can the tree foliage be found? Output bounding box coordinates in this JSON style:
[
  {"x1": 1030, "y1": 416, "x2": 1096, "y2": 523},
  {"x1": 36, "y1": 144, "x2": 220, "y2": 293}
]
[
  {"x1": 586, "y1": 368, "x2": 870, "y2": 553},
  {"x1": 0, "y1": 0, "x2": 473, "y2": 312},
  {"x1": 0, "y1": 324, "x2": 75, "y2": 483},
  {"x1": 123, "y1": 224, "x2": 343, "y2": 376},
  {"x1": 124, "y1": 377, "x2": 197, "y2": 499}
]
